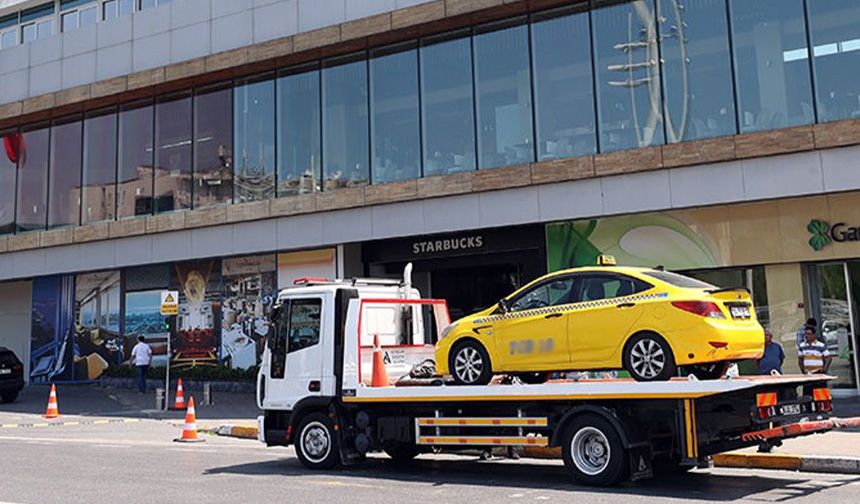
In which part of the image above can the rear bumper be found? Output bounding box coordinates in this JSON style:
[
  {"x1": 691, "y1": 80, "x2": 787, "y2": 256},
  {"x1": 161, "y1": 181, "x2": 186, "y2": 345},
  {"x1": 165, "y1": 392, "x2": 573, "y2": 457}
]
[{"x1": 667, "y1": 321, "x2": 764, "y2": 366}]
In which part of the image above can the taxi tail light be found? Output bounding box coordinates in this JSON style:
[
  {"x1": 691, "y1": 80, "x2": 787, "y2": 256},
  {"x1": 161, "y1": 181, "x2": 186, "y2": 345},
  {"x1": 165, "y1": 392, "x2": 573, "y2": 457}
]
[
  {"x1": 671, "y1": 301, "x2": 725, "y2": 319},
  {"x1": 708, "y1": 341, "x2": 729, "y2": 349},
  {"x1": 13, "y1": 363, "x2": 23, "y2": 372}
]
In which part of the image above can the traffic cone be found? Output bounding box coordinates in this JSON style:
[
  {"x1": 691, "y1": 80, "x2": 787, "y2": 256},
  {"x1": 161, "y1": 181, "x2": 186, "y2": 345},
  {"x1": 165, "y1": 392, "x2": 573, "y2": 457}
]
[
  {"x1": 44, "y1": 384, "x2": 60, "y2": 419},
  {"x1": 173, "y1": 378, "x2": 186, "y2": 410},
  {"x1": 371, "y1": 334, "x2": 389, "y2": 388},
  {"x1": 174, "y1": 396, "x2": 204, "y2": 443}
]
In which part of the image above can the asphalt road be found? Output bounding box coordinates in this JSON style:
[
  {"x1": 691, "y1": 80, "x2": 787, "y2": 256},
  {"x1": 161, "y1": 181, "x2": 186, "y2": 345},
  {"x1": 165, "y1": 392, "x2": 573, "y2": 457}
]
[{"x1": 1, "y1": 421, "x2": 860, "y2": 504}]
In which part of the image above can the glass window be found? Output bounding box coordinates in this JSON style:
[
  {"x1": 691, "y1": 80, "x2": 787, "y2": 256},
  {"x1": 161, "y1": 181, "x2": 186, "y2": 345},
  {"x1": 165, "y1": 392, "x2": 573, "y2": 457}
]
[
  {"x1": 154, "y1": 94, "x2": 192, "y2": 213},
  {"x1": 194, "y1": 85, "x2": 233, "y2": 209},
  {"x1": 576, "y1": 274, "x2": 650, "y2": 301},
  {"x1": 644, "y1": 270, "x2": 715, "y2": 289},
  {"x1": 61, "y1": 11, "x2": 78, "y2": 32},
  {"x1": 658, "y1": 0, "x2": 736, "y2": 142},
  {"x1": 82, "y1": 110, "x2": 117, "y2": 224},
  {"x1": 234, "y1": 76, "x2": 276, "y2": 202},
  {"x1": 474, "y1": 21, "x2": 534, "y2": 169},
  {"x1": 80, "y1": 5, "x2": 97, "y2": 27},
  {"x1": 1, "y1": 29, "x2": 17, "y2": 49},
  {"x1": 118, "y1": 103, "x2": 154, "y2": 219},
  {"x1": 48, "y1": 118, "x2": 83, "y2": 229},
  {"x1": 531, "y1": 8, "x2": 597, "y2": 161},
  {"x1": 370, "y1": 43, "x2": 421, "y2": 184},
  {"x1": 270, "y1": 304, "x2": 288, "y2": 379},
  {"x1": 277, "y1": 65, "x2": 321, "y2": 197},
  {"x1": 104, "y1": 0, "x2": 133, "y2": 20},
  {"x1": 16, "y1": 126, "x2": 50, "y2": 232},
  {"x1": 22, "y1": 23, "x2": 36, "y2": 43},
  {"x1": 322, "y1": 54, "x2": 369, "y2": 190},
  {"x1": 37, "y1": 19, "x2": 53, "y2": 40},
  {"x1": 287, "y1": 298, "x2": 322, "y2": 354},
  {"x1": 139, "y1": 0, "x2": 156, "y2": 9},
  {"x1": 807, "y1": 0, "x2": 860, "y2": 122},
  {"x1": 420, "y1": 32, "x2": 476, "y2": 177},
  {"x1": 729, "y1": 0, "x2": 814, "y2": 133},
  {"x1": 592, "y1": 0, "x2": 665, "y2": 152},
  {"x1": 0, "y1": 130, "x2": 17, "y2": 235},
  {"x1": 510, "y1": 277, "x2": 576, "y2": 311}
]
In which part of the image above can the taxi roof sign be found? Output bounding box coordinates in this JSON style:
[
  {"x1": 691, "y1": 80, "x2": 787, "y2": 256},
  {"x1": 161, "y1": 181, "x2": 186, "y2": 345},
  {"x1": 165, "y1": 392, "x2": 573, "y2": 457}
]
[
  {"x1": 597, "y1": 255, "x2": 617, "y2": 266},
  {"x1": 160, "y1": 290, "x2": 179, "y2": 316}
]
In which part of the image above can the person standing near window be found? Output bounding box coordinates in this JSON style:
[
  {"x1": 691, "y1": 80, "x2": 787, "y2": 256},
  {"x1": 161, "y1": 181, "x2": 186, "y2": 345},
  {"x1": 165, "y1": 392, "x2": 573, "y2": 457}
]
[{"x1": 130, "y1": 336, "x2": 153, "y2": 394}]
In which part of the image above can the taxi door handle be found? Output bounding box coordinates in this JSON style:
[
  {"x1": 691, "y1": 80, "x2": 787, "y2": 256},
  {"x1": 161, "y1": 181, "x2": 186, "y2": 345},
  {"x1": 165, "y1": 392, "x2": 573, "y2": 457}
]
[
  {"x1": 616, "y1": 303, "x2": 636, "y2": 309},
  {"x1": 545, "y1": 313, "x2": 563, "y2": 319}
]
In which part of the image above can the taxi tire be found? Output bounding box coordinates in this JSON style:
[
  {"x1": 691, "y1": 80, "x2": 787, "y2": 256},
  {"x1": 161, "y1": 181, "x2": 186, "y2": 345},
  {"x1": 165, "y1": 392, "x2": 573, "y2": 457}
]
[
  {"x1": 623, "y1": 332, "x2": 676, "y2": 382},
  {"x1": 449, "y1": 339, "x2": 493, "y2": 386}
]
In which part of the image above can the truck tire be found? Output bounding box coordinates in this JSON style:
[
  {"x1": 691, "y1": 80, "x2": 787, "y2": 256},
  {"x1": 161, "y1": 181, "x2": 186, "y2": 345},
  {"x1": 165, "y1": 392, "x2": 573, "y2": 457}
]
[
  {"x1": 517, "y1": 372, "x2": 549, "y2": 385},
  {"x1": 562, "y1": 414, "x2": 628, "y2": 486},
  {"x1": 295, "y1": 413, "x2": 341, "y2": 470},
  {"x1": 449, "y1": 340, "x2": 493, "y2": 385},
  {"x1": 383, "y1": 443, "x2": 420, "y2": 462},
  {"x1": 623, "y1": 332, "x2": 676, "y2": 382}
]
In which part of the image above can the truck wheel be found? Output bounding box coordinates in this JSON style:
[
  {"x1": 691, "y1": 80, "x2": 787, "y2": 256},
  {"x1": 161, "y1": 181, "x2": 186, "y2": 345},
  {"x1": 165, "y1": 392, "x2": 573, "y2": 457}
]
[
  {"x1": 517, "y1": 372, "x2": 549, "y2": 385},
  {"x1": 449, "y1": 340, "x2": 493, "y2": 385},
  {"x1": 562, "y1": 414, "x2": 628, "y2": 486},
  {"x1": 383, "y1": 443, "x2": 420, "y2": 462},
  {"x1": 623, "y1": 333, "x2": 676, "y2": 382},
  {"x1": 295, "y1": 413, "x2": 341, "y2": 470}
]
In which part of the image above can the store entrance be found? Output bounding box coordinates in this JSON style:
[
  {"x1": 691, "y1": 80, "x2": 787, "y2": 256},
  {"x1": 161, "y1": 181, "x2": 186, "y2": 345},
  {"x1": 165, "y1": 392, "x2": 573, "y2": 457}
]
[
  {"x1": 431, "y1": 264, "x2": 519, "y2": 321},
  {"x1": 807, "y1": 262, "x2": 860, "y2": 392}
]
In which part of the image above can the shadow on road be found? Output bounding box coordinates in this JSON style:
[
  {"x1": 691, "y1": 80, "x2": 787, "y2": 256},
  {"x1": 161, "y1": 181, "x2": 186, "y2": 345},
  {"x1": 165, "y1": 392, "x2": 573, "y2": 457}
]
[{"x1": 203, "y1": 455, "x2": 860, "y2": 500}]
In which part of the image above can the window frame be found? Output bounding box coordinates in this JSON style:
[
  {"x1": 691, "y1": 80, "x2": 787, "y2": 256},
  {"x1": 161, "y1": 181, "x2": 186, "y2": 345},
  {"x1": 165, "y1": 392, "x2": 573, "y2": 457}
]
[
  {"x1": 572, "y1": 273, "x2": 653, "y2": 303},
  {"x1": 506, "y1": 274, "x2": 577, "y2": 312}
]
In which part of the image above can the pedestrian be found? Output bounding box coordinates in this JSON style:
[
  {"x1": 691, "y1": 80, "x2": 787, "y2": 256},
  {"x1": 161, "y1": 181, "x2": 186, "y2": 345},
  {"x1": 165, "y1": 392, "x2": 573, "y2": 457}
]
[
  {"x1": 796, "y1": 318, "x2": 818, "y2": 348},
  {"x1": 130, "y1": 336, "x2": 153, "y2": 394},
  {"x1": 798, "y1": 325, "x2": 832, "y2": 396},
  {"x1": 757, "y1": 327, "x2": 784, "y2": 375}
]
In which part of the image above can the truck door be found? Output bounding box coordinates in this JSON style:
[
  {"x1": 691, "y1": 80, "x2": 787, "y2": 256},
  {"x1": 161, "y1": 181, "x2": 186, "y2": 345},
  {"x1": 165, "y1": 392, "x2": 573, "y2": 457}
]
[{"x1": 261, "y1": 296, "x2": 326, "y2": 411}]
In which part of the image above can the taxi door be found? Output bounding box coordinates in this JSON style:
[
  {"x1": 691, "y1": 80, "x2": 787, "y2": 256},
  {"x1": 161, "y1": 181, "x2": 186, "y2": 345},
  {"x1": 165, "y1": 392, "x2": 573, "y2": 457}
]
[
  {"x1": 495, "y1": 276, "x2": 575, "y2": 371},
  {"x1": 568, "y1": 273, "x2": 646, "y2": 369}
]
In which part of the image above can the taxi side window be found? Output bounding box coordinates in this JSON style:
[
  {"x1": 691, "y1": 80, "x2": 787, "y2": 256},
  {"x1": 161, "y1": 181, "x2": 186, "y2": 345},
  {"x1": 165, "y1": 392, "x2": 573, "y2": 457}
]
[
  {"x1": 509, "y1": 277, "x2": 575, "y2": 312},
  {"x1": 577, "y1": 274, "x2": 651, "y2": 302}
]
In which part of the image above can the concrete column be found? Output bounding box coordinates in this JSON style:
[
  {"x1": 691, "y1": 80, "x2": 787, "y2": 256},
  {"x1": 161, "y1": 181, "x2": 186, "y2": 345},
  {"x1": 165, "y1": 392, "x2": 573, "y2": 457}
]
[{"x1": 765, "y1": 263, "x2": 806, "y2": 374}]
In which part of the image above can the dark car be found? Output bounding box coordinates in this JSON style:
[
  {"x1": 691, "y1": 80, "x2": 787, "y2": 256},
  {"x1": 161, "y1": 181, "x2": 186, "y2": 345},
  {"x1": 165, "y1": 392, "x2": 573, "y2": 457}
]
[{"x1": 0, "y1": 346, "x2": 25, "y2": 403}]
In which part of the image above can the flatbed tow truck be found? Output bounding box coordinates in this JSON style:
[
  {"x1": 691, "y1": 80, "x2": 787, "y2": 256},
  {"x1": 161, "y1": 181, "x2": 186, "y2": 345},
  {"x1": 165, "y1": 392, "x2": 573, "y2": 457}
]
[{"x1": 256, "y1": 275, "x2": 860, "y2": 486}]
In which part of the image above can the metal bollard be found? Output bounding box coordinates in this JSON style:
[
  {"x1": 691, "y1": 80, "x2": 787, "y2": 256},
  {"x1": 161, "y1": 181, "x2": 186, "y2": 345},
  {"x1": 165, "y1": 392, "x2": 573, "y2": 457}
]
[
  {"x1": 202, "y1": 382, "x2": 213, "y2": 406},
  {"x1": 155, "y1": 388, "x2": 165, "y2": 410}
]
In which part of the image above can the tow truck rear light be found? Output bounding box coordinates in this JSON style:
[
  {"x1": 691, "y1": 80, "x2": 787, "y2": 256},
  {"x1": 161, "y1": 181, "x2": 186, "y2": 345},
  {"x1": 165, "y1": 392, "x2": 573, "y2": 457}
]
[
  {"x1": 671, "y1": 301, "x2": 726, "y2": 319},
  {"x1": 756, "y1": 392, "x2": 778, "y2": 419},
  {"x1": 812, "y1": 388, "x2": 832, "y2": 412}
]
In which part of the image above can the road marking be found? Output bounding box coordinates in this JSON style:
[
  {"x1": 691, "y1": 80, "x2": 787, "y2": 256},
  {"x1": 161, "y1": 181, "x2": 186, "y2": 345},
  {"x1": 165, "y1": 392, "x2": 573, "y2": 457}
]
[{"x1": 0, "y1": 418, "x2": 140, "y2": 430}]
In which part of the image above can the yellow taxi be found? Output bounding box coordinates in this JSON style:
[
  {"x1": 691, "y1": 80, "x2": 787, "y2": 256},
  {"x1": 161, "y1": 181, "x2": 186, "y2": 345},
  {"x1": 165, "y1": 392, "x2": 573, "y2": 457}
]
[{"x1": 435, "y1": 257, "x2": 765, "y2": 384}]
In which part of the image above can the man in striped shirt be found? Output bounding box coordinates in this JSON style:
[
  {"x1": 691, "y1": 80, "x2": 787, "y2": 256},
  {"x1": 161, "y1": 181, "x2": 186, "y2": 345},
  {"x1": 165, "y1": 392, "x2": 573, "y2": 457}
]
[{"x1": 798, "y1": 325, "x2": 832, "y2": 375}]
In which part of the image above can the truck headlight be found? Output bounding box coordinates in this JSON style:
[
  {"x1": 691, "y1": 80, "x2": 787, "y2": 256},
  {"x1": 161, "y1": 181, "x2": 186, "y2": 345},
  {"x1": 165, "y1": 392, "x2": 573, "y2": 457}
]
[{"x1": 440, "y1": 322, "x2": 459, "y2": 340}]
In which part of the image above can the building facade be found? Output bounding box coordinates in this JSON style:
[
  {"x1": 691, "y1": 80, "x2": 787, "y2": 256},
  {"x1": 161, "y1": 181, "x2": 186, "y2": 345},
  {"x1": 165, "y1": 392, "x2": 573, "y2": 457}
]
[{"x1": 0, "y1": 0, "x2": 859, "y2": 393}]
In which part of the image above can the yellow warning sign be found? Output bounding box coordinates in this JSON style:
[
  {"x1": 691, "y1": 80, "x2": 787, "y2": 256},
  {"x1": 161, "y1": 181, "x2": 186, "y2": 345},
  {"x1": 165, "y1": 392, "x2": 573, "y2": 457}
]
[{"x1": 160, "y1": 290, "x2": 179, "y2": 316}]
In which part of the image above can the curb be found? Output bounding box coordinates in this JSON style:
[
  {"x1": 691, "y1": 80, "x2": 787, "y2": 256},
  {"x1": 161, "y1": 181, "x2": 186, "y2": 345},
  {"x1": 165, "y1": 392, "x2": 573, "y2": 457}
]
[
  {"x1": 211, "y1": 425, "x2": 259, "y2": 440},
  {"x1": 713, "y1": 452, "x2": 860, "y2": 474}
]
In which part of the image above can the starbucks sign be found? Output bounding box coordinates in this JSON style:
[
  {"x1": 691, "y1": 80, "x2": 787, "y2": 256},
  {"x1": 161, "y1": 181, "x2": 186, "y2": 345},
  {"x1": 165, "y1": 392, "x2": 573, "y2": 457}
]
[{"x1": 808, "y1": 220, "x2": 860, "y2": 251}]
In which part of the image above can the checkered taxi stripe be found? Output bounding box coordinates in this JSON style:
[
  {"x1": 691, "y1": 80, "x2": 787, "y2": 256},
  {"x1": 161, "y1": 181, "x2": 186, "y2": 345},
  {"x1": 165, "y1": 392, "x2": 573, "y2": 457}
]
[{"x1": 473, "y1": 292, "x2": 669, "y2": 324}]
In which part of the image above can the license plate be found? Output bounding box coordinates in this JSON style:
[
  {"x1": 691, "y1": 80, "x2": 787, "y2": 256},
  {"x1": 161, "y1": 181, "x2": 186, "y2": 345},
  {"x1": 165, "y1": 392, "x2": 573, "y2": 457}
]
[
  {"x1": 730, "y1": 306, "x2": 751, "y2": 319},
  {"x1": 0, "y1": 368, "x2": 10, "y2": 375},
  {"x1": 780, "y1": 404, "x2": 802, "y2": 416}
]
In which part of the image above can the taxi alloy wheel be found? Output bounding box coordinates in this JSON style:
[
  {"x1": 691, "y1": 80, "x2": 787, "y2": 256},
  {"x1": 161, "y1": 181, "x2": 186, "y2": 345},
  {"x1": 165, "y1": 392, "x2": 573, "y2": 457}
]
[
  {"x1": 624, "y1": 333, "x2": 676, "y2": 382},
  {"x1": 450, "y1": 340, "x2": 492, "y2": 385}
]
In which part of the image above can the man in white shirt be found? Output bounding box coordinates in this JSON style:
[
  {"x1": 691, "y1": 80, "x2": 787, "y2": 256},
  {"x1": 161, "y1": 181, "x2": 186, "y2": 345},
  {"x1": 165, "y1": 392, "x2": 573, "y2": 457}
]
[{"x1": 130, "y1": 336, "x2": 153, "y2": 394}]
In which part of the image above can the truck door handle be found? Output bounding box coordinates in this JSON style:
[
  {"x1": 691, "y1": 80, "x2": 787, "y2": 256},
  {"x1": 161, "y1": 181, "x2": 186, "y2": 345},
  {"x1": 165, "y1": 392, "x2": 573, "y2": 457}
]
[
  {"x1": 616, "y1": 303, "x2": 636, "y2": 309},
  {"x1": 545, "y1": 313, "x2": 563, "y2": 319}
]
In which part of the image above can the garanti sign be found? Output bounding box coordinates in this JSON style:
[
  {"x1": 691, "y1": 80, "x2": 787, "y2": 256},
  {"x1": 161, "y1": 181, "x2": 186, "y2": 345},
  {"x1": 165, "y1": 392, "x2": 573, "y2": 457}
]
[{"x1": 808, "y1": 219, "x2": 860, "y2": 251}]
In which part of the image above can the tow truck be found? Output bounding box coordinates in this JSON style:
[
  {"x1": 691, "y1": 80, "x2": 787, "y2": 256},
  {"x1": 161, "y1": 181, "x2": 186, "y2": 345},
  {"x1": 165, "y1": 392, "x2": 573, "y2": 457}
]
[{"x1": 256, "y1": 270, "x2": 859, "y2": 486}]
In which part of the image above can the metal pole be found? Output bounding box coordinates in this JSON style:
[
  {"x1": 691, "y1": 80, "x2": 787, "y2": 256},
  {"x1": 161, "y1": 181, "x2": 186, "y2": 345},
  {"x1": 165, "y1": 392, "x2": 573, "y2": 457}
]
[{"x1": 164, "y1": 315, "x2": 172, "y2": 412}]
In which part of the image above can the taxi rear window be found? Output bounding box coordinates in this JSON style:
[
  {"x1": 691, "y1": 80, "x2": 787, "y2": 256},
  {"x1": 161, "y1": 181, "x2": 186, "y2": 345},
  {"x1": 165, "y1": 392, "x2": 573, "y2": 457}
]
[{"x1": 643, "y1": 271, "x2": 715, "y2": 289}]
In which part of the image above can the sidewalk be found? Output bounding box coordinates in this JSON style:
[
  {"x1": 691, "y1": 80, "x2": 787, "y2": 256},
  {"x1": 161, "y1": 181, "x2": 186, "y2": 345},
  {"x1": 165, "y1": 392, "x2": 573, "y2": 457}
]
[{"x1": 0, "y1": 383, "x2": 259, "y2": 429}]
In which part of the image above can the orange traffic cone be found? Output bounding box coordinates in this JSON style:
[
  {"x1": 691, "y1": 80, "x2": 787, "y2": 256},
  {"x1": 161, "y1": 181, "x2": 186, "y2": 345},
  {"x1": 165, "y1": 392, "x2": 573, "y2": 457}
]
[
  {"x1": 44, "y1": 384, "x2": 60, "y2": 419},
  {"x1": 371, "y1": 334, "x2": 389, "y2": 388},
  {"x1": 173, "y1": 378, "x2": 186, "y2": 410},
  {"x1": 174, "y1": 396, "x2": 204, "y2": 443}
]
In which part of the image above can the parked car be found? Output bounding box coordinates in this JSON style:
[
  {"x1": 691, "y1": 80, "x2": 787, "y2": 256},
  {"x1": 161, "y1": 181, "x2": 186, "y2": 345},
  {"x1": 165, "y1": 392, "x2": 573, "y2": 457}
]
[
  {"x1": 435, "y1": 257, "x2": 765, "y2": 384},
  {"x1": 0, "y1": 347, "x2": 25, "y2": 403}
]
